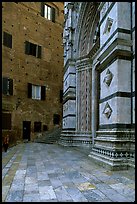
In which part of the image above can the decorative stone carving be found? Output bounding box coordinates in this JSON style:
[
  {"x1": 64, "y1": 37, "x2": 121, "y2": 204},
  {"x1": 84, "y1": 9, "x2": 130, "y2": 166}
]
[
  {"x1": 103, "y1": 69, "x2": 113, "y2": 86},
  {"x1": 103, "y1": 17, "x2": 113, "y2": 34},
  {"x1": 103, "y1": 102, "x2": 112, "y2": 119}
]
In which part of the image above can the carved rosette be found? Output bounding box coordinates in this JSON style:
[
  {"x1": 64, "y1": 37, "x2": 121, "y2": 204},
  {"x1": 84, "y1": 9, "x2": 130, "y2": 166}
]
[
  {"x1": 103, "y1": 69, "x2": 113, "y2": 86},
  {"x1": 103, "y1": 102, "x2": 112, "y2": 119}
]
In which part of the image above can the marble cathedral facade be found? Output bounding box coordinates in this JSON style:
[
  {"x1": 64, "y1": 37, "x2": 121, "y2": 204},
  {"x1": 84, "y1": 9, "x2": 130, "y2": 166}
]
[{"x1": 59, "y1": 2, "x2": 135, "y2": 170}]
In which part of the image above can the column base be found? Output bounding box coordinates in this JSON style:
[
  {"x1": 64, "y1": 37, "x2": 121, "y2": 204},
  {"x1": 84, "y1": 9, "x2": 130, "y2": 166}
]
[
  {"x1": 58, "y1": 130, "x2": 92, "y2": 147},
  {"x1": 89, "y1": 129, "x2": 135, "y2": 170}
]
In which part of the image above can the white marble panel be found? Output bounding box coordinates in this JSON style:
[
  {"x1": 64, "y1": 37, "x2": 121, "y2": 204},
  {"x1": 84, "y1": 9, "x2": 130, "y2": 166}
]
[
  {"x1": 132, "y1": 2, "x2": 135, "y2": 28},
  {"x1": 64, "y1": 74, "x2": 76, "y2": 93},
  {"x1": 100, "y1": 3, "x2": 117, "y2": 47},
  {"x1": 100, "y1": 97, "x2": 131, "y2": 125},
  {"x1": 63, "y1": 116, "x2": 76, "y2": 129},
  {"x1": 64, "y1": 66, "x2": 76, "y2": 81},
  {"x1": 117, "y1": 2, "x2": 131, "y2": 30},
  {"x1": 132, "y1": 96, "x2": 135, "y2": 124},
  {"x1": 100, "y1": 59, "x2": 131, "y2": 99},
  {"x1": 132, "y1": 58, "x2": 135, "y2": 92},
  {"x1": 63, "y1": 100, "x2": 76, "y2": 117}
]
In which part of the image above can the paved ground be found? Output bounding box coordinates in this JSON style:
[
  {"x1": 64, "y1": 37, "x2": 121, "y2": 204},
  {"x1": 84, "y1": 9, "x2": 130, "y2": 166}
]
[{"x1": 2, "y1": 142, "x2": 135, "y2": 202}]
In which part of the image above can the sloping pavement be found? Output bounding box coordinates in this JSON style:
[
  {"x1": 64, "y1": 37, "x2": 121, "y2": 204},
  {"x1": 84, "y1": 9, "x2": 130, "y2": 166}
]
[{"x1": 2, "y1": 142, "x2": 135, "y2": 202}]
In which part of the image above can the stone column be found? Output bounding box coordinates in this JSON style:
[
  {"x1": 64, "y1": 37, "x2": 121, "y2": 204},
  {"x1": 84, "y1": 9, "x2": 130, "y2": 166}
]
[
  {"x1": 91, "y1": 63, "x2": 99, "y2": 146},
  {"x1": 74, "y1": 58, "x2": 92, "y2": 147}
]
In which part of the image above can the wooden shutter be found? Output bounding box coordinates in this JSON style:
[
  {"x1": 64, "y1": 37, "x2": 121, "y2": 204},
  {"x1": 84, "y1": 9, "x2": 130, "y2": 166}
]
[
  {"x1": 25, "y1": 41, "x2": 30, "y2": 55},
  {"x1": 60, "y1": 90, "x2": 63, "y2": 103},
  {"x1": 37, "y1": 45, "x2": 41, "y2": 58},
  {"x1": 8, "y1": 33, "x2": 12, "y2": 48},
  {"x1": 2, "y1": 77, "x2": 8, "y2": 95},
  {"x1": 9, "y1": 79, "x2": 13, "y2": 95},
  {"x1": 53, "y1": 114, "x2": 60, "y2": 125},
  {"x1": 2, "y1": 113, "x2": 11, "y2": 130},
  {"x1": 51, "y1": 7, "x2": 55, "y2": 23},
  {"x1": 3, "y1": 32, "x2": 12, "y2": 48},
  {"x1": 28, "y1": 83, "x2": 32, "y2": 98},
  {"x1": 41, "y1": 86, "x2": 46, "y2": 100},
  {"x1": 41, "y1": 2, "x2": 44, "y2": 17}
]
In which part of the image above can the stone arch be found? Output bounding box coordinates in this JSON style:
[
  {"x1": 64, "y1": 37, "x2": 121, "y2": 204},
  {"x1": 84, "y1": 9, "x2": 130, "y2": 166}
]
[
  {"x1": 74, "y1": 2, "x2": 101, "y2": 134},
  {"x1": 74, "y1": 2, "x2": 100, "y2": 59}
]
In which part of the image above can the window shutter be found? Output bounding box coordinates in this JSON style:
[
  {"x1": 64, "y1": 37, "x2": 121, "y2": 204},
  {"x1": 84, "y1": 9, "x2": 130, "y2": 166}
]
[
  {"x1": 60, "y1": 90, "x2": 63, "y2": 103},
  {"x1": 25, "y1": 41, "x2": 30, "y2": 55},
  {"x1": 28, "y1": 83, "x2": 32, "y2": 98},
  {"x1": 2, "y1": 77, "x2": 8, "y2": 94},
  {"x1": 9, "y1": 79, "x2": 13, "y2": 95},
  {"x1": 3, "y1": 32, "x2": 12, "y2": 48},
  {"x1": 51, "y1": 7, "x2": 55, "y2": 23},
  {"x1": 53, "y1": 114, "x2": 60, "y2": 125},
  {"x1": 41, "y1": 86, "x2": 46, "y2": 100},
  {"x1": 2, "y1": 113, "x2": 11, "y2": 130},
  {"x1": 8, "y1": 34, "x2": 12, "y2": 48},
  {"x1": 37, "y1": 45, "x2": 41, "y2": 58},
  {"x1": 41, "y1": 2, "x2": 44, "y2": 17}
]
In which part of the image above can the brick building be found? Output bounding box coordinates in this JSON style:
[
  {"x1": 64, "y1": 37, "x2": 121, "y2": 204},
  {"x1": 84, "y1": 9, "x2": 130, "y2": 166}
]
[{"x1": 2, "y1": 2, "x2": 64, "y2": 146}]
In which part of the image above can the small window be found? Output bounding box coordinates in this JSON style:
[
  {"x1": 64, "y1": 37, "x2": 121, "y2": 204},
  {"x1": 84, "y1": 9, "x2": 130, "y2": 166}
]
[
  {"x1": 44, "y1": 4, "x2": 52, "y2": 20},
  {"x1": 3, "y1": 32, "x2": 12, "y2": 48},
  {"x1": 53, "y1": 114, "x2": 60, "y2": 125},
  {"x1": 25, "y1": 41, "x2": 41, "y2": 58},
  {"x1": 32, "y1": 85, "x2": 41, "y2": 100},
  {"x1": 28, "y1": 83, "x2": 46, "y2": 100},
  {"x1": 2, "y1": 77, "x2": 13, "y2": 95},
  {"x1": 34, "y1": 122, "x2": 41, "y2": 132},
  {"x1": 41, "y1": 3, "x2": 55, "y2": 22},
  {"x1": 2, "y1": 113, "x2": 11, "y2": 130}
]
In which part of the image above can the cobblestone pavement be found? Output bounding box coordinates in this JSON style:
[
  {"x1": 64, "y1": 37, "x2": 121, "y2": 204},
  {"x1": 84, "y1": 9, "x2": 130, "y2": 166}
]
[{"x1": 2, "y1": 142, "x2": 135, "y2": 202}]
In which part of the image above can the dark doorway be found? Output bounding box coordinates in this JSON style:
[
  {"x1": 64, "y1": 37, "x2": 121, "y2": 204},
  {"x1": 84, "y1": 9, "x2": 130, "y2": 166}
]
[{"x1": 23, "y1": 121, "x2": 31, "y2": 141}]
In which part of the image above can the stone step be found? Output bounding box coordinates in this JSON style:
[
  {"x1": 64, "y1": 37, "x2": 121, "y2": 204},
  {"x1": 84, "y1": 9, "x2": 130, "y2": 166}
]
[{"x1": 34, "y1": 128, "x2": 61, "y2": 144}]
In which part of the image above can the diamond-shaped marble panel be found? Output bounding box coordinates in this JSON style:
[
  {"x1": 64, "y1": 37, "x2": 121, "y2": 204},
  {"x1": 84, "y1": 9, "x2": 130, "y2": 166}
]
[
  {"x1": 103, "y1": 102, "x2": 112, "y2": 119},
  {"x1": 103, "y1": 69, "x2": 113, "y2": 86}
]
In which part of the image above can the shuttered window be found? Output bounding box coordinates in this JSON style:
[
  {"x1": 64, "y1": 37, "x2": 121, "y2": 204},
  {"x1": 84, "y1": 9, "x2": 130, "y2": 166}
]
[
  {"x1": 34, "y1": 122, "x2": 41, "y2": 132},
  {"x1": 51, "y1": 7, "x2": 55, "y2": 23},
  {"x1": 2, "y1": 113, "x2": 11, "y2": 130},
  {"x1": 41, "y1": 86, "x2": 46, "y2": 100},
  {"x1": 41, "y1": 3, "x2": 55, "y2": 22},
  {"x1": 3, "y1": 32, "x2": 12, "y2": 48},
  {"x1": 32, "y1": 85, "x2": 41, "y2": 100},
  {"x1": 2, "y1": 77, "x2": 13, "y2": 95},
  {"x1": 28, "y1": 83, "x2": 32, "y2": 98},
  {"x1": 25, "y1": 41, "x2": 42, "y2": 58},
  {"x1": 60, "y1": 90, "x2": 63, "y2": 103},
  {"x1": 53, "y1": 114, "x2": 60, "y2": 125},
  {"x1": 28, "y1": 83, "x2": 46, "y2": 100}
]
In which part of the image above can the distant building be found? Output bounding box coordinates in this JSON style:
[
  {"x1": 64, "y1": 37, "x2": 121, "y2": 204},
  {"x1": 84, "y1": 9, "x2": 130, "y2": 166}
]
[
  {"x1": 2, "y1": 2, "x2": 64, "y2": 145},
  {"x1": 59, "y1": 2, "x2": 135, "y2": 170}
]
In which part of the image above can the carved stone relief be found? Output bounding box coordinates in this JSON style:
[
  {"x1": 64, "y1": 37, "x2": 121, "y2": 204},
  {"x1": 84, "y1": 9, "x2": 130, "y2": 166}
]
[
  {"x1": 103, "y1": 17, "x2": 113, "y2": 34},
  {"x1": 103, "y1": 102, "x2": 112, "y2": 119},
  {"x1": 103, "y1": 69, "x2": 113, "y2": 86}
]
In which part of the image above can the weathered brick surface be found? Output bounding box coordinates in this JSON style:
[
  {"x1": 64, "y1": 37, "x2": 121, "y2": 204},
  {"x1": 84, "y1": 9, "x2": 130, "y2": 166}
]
[{"x1": 2, "y1": 2, "x2": 64, "y2": 146}]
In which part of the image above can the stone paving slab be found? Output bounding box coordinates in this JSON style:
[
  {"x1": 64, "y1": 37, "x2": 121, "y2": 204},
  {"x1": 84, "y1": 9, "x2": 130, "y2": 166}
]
[{"x1": 2, "y1": 142, "x2": 135, "y2": 202}]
